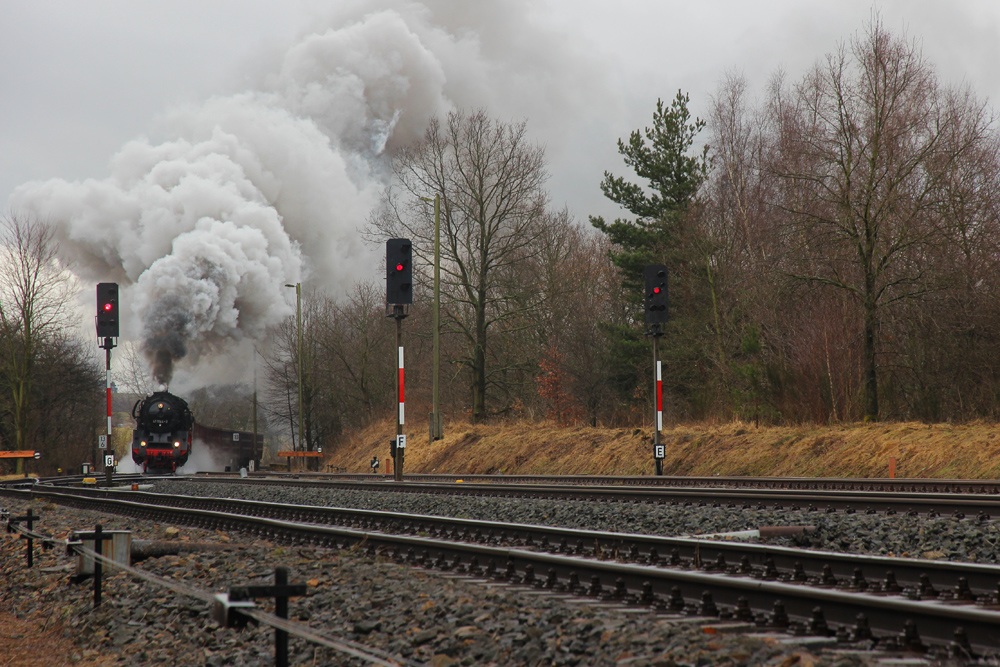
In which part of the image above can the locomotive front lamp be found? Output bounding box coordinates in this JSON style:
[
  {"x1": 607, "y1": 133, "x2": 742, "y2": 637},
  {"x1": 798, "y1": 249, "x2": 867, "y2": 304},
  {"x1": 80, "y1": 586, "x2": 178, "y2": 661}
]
[{"x1": 173, "y1": 441, "x2": 180, "y2": 448}]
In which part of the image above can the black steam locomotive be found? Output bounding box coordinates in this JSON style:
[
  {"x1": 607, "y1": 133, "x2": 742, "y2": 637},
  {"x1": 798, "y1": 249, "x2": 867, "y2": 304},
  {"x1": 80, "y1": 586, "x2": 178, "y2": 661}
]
[
  {"x1": 131, "y1": 390, "x2": 264, "y2": 473},
  {"x1": 131, "y1": 391, "x2": 194, "y2": 472}
]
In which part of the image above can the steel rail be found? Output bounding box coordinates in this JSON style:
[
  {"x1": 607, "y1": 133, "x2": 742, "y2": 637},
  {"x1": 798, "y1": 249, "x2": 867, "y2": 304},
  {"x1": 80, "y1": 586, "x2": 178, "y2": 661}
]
[
  {"x1": 21, "y1": 484, "x2": 1000, "y2": 598},
  {"x1": 13, "y1": 472, "x2": 1000, "y2": 497},
  {"x1": 6, "y1": 486, "x2": 999, "y2": 656},
  {"x1": 194, "y1": 471, "x2": 1000, "y2": 494},
  {"x1": 164, "y1": 475, "x2": 1000, "y2": 517}
]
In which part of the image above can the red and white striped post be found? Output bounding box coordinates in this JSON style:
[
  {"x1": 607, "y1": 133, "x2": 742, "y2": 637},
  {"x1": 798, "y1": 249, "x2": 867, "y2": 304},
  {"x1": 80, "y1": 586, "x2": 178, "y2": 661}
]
[
  {"x1": 398, "y1": 346, "x2": 405, "y2": 425},
  {"x1": 652, "y1": 333, "x2": 664, "y2": 476},
  {"x1": 656, "y1": 360, "x2": 663, "y2": 431},
  {"x1": 101, "y1": 338, "x2": 116, "y2": 487},
  {"x1": 106, "y1": 368, "x2": 113, "y2": 438},
  {"x1": 393, "y1": 312, "x2": 406, "y2": 481}
]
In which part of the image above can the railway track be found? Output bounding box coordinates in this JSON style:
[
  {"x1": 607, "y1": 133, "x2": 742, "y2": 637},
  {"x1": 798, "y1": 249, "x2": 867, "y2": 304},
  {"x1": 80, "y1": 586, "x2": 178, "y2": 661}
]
[
  {"x1": 194, "y1": 470, "x2": 1000, "y2": 493},
  {"x1": 5, "y1": 482, "x2": 1000, "y2": 659},
  {"x1": 171, "y1": 473, "x2": 1000, "y2": 517}
]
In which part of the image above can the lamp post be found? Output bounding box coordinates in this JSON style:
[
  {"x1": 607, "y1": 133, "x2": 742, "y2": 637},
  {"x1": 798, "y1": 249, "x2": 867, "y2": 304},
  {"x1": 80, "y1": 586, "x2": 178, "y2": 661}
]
[
  {"x1": 284, "y1": 283, "x2": 304, "y2": 465},
  {"x1": 420, "y1": 194, "x2": 444, "y2": 442}
]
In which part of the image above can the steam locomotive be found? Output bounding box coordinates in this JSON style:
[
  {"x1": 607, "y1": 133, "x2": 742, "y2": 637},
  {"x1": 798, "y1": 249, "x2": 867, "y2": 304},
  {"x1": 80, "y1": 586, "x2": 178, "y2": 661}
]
[
  {"x1": 131, "y1": 391, "x2": 194, "y2": 472},
  {"x1": 131, "y1": 390, "x2": 263, "y2": 473}
]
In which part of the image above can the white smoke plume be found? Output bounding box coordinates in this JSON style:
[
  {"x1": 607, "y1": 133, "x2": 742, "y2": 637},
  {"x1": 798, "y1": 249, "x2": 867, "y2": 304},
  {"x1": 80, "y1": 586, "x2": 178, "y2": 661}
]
[{"x1": 8, "y1": 0, "x2": 601, "y2": 385}]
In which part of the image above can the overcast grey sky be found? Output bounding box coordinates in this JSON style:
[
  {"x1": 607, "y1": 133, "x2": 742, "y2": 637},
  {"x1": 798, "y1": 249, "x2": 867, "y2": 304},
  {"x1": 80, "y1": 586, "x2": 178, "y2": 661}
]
[
  {"x1": 2, "y1": 0, "x2": 998, "y2": 385},
  {"x1": 4, "y1": 1, "x2": 998, "y2": 223}
]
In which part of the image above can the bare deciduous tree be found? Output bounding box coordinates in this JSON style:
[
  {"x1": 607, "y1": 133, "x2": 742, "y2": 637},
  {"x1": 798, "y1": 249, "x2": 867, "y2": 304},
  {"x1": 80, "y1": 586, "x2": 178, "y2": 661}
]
[
  {"x1": 370, "y1": 109, "x2": 549, "y2": 421},
  {"x1": 113, "y1": 341, "x2": 154, "y2": 395},
  {"x1": 317, "y1": 281, "x2": 395, "y2": 424},
  {"x1": 0, "y1": 212, "x2": 75, "y2": 460},
  {"x1": 262, "y1": 316, "x2": 300, "y2": 450},
  {"x1": 766, "y1": 19, "x2": 988, "y2": 420},
  {"x1": 528, "y1": 212, "x2": 627, "y2": 425}
]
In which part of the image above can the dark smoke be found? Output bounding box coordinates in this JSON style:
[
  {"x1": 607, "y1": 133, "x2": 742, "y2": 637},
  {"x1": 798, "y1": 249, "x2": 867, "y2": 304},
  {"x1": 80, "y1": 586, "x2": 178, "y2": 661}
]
[{"x1": 143, "y1": 303, "x2": 190, "y2": 386}]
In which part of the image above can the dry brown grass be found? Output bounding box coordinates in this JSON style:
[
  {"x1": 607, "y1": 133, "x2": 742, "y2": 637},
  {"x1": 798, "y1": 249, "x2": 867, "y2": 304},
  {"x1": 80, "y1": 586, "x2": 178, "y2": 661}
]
[
  {"x1": 308, "y1": 419, "x2": 1000, "y2": 479},
  {"x1": 0, "y1": 473, "x2": 35, "y2": 482}
]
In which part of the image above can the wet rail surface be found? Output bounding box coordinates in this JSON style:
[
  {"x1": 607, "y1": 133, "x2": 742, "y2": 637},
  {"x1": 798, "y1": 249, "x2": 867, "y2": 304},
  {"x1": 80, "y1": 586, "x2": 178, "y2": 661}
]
[{"x1": 4, "y1": 482, "x2": 1000, "y2": 659}]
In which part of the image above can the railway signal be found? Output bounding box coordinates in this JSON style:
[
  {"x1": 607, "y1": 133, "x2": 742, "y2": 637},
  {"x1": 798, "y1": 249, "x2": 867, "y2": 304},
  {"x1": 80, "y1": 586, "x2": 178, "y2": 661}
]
[
  {"x1": 643, "y1": 264, "x2": 667, "y2": 476},
  {"x1": 95, "y1": 282, "x2": 119, "y2": 487},
  {"x1": 386, "y1": 238, "x2": 413, "y2": 306},
  {"x1": 643, "y1": 265, "x2": 668, "y2": 326},
  {"x1": 96, "y1": 282, "x2": 119, "y2": 338},
  {"x1": 384, "y1": 239, "x2": 411, "y2": 480}
]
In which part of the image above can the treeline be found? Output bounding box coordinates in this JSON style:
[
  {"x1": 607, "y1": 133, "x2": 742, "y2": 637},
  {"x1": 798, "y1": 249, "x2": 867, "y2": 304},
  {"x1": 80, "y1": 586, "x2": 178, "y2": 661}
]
[
  {"x1": 265, "y1": 19, "x2": 1000, "y2": 450},
  {"x1": 698, "y1": 20, "x2": 1000, "y2": 423}
]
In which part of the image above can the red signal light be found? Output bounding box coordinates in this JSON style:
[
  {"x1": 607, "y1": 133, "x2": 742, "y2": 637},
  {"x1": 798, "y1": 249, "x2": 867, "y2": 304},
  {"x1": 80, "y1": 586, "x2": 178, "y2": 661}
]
[
  {"x1": 643, "y1": 264, "x2": 668, "y2": 326},
  {"x1": 96, "y1": 282, "x2": 120, "y2": 337},
  {"x1": 386, "y1": 238, "x2": 413, "y2": 305}
]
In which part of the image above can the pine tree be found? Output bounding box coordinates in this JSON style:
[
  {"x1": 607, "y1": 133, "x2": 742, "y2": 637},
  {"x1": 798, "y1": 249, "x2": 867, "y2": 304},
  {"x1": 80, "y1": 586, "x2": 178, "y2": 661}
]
[
  {"x1": 592, "y1": 91, "x2": 708, "y2": 283},
  {"x1": 590, "y1": 91, "x2": 716, "y2": 418}
]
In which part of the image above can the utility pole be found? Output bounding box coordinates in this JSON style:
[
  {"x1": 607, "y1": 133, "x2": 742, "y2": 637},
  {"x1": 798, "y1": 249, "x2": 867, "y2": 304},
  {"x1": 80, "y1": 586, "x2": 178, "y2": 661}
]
[
  {"x1": 284, "y1": 283, "x2": 304, "y2": 468},
  {"x1": 419, "y1": 195, "x2": 444, "y2": 443},
  {"x1": 431, "y1": 194, "x2": 443, "y2": 442},
  {"x1": 252, "y1": 361, "x2": 258, "y2": 473}
]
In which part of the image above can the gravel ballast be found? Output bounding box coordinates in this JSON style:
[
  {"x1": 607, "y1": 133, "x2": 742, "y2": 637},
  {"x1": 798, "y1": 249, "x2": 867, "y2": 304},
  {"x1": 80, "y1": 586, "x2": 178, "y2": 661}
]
[
  {"x1": 3, "y1": 482, "x2": 982, "y2": 666},
  {"x1": 152, "y1": 480, "x2": 1000, "y2": 563}
]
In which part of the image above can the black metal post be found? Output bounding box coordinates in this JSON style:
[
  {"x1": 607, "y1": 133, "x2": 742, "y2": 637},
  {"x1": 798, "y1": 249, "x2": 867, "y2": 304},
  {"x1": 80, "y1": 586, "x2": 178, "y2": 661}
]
[
  {"x1": 93, "y1": 524, "x2": 103, "y2": 607},
  {"x1": 226, "y1": 568, "x2": 306, "y2": 664},
  {"x1": 9, "y1": 510, "x2": 34, "y2": 565},
  {"x1": 71, "y1": 525, "x2": 116, "y2": 607},
  {"x1": 275, "y1": 566, "x2": 289, "y2": 667},
  {"x1": 26, "y1": 508, "x2": 33, "y2": 567},
  {"x1": 23, "y1": 508, "x2": 35, "y2": 567}
]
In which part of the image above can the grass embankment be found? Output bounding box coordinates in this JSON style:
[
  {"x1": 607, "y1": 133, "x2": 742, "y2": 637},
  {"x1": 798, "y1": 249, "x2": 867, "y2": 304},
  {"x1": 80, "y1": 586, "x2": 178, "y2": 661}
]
[
  {"x1": 312, "y1": 420, "x2": 1000, "y2": 479},
  {"x1": 0, "y1": 473, "x2": 36, "y2": 482}
]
